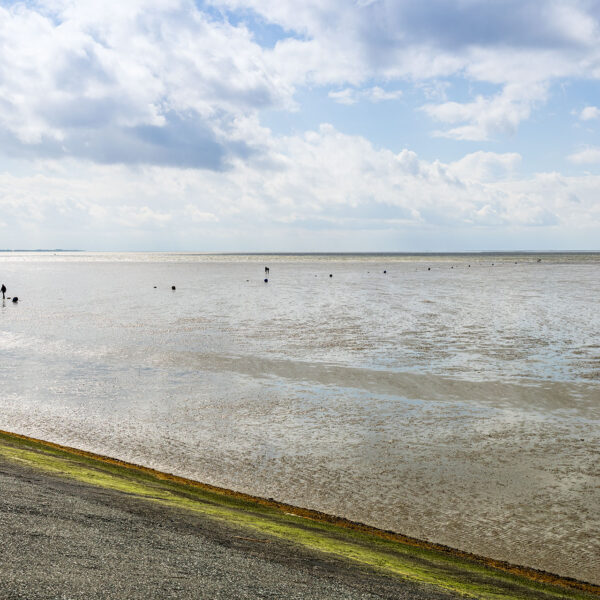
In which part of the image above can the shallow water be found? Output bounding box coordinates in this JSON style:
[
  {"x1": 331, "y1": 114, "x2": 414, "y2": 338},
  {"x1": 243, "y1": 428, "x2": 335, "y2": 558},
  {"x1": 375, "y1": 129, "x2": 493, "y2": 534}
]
[{"x1": 0, "y1": 252, "x2": 599, "y2": 582}]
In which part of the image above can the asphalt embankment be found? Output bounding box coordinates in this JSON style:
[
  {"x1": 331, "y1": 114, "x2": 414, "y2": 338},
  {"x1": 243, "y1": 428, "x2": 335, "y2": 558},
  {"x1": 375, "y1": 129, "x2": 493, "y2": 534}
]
[{"x1": 0, "y1": 429, "x2": 597, "y2": 600}]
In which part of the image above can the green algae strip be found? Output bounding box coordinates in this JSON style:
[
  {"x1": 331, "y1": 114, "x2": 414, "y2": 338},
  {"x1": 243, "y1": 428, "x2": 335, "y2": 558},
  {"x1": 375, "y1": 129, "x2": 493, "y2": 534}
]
[{"x1": 0, "y1": 430, "x2": 597, "y2": 600}]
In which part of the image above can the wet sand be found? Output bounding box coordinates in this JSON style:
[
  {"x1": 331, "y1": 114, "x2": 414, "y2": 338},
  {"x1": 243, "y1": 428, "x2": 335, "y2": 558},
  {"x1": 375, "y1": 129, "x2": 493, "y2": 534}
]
[{"x1": 0, "y1": 430, "x2": 598, "y2": 600}]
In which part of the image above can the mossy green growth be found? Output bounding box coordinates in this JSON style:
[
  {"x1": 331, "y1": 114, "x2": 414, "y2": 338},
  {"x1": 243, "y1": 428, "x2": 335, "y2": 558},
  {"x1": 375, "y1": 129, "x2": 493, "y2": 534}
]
[{"x1": 0, "y1": 432, "x2": 595, "y2": 600}]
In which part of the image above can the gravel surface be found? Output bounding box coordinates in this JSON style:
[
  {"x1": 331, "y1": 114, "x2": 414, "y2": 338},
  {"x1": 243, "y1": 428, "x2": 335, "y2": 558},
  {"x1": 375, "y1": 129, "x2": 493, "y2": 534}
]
[{"x1": 0, "y1": 458, "x2": 460, "y2": 600}]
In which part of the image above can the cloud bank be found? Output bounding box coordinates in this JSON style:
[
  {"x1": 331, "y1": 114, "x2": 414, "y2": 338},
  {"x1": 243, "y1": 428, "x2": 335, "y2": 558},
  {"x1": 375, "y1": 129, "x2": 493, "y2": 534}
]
[{"x1": 1, "y1": 125, "x2": 598, "y2": 250}]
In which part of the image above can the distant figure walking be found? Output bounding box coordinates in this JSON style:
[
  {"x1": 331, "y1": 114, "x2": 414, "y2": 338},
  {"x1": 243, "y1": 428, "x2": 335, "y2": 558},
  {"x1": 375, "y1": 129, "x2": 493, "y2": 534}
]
[
  {"x1": 1, "y1": 284, "x2": 5, "y2": 299},
  {"x1": 265, "y1": 266, "x2": 269, "y2": 275}
]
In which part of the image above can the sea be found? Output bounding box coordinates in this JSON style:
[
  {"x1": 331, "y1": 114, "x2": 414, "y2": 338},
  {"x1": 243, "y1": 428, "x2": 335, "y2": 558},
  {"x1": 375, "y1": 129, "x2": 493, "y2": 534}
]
[{"x1": 0, "y1": 251, "x2": 598, "y2": 583}]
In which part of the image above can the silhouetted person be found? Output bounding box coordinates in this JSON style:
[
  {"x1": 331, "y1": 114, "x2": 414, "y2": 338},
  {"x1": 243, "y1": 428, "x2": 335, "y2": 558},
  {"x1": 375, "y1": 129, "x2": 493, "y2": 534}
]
[
  {"x1": 265, "y1": 266, "x2": 269, "y2": 275},
  {"x1": 1, "y1": 284, "x2": 5, "y2": 299}
]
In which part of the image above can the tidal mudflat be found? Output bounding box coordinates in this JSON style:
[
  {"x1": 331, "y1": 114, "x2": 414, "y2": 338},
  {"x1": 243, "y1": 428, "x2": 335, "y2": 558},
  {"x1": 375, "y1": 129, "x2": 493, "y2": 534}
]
[{"x1": 0, "y1": 252, "x2": 598, "y2": 583}]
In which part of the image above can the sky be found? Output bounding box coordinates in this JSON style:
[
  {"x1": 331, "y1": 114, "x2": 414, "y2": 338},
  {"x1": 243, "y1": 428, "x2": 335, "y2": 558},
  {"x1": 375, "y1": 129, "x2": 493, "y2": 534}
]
[{"x1": 0, "y1": 0, "x2": 599, "y2": 251}]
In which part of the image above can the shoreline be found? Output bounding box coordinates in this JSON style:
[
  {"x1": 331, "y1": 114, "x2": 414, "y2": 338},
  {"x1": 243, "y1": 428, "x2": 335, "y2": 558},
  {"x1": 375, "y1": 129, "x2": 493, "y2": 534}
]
[{"x1": 1, "y1": 428, "x2": 597, "y2": 597}]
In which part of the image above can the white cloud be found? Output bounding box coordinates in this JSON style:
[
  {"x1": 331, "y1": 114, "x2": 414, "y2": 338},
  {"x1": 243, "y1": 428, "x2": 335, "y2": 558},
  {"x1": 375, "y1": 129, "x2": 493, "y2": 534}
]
[
  {"x1": 185, "y1": 205, "x2": 220, "y2": 223},
  {"x1": 448, "y1": 151, "x2": 521, "y2": 182},
  {"x1": 422, "y1": 83, "x2": 548, "y2": 141},
  {"x1": 211, "y1": 0, "x2": 600, "y2": 138},
  {"x1": 0, "y1": 0, "x2": 293, "y2": 167},
  {"x1": 115, "y1": 206, "x2": 173, "y2": 228},
  {"x1": 568, "y1": 147, "x2": 600, "y2": 164},
  {"x1": 0, "y1": 0, "x2": 599, "y2": 163},
  {"x1": 328, "y1": 89, "x2": 357, "y2": 105},
  {"x1": 222, "y1": 1, "x2": 600, "y2": 80},
  {"x1": 328, "y1": 86, "x2": 402, "y2": 105},
  {"x1": 580, "y1": 106, "x2": 600, "y2": 120},
  {"x1": 364, "y1": 86, "x2": 403, "y2": 102},
  {"x1": 546, "y1": 2, "x2": 598, "y2": 46}
]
